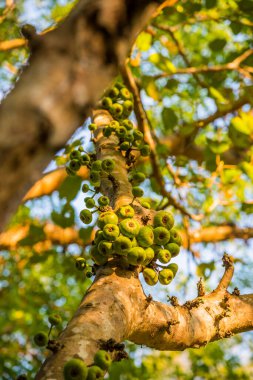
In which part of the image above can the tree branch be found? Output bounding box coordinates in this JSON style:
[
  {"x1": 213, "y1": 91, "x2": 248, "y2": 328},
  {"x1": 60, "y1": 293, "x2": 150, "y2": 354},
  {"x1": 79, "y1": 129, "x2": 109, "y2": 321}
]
[
  {"x1": 35, "y1": 256, "x2": 253, "y2": 379},
  {"x1": 0, "y1": 223, "x2": 85, "y2": 250},
  {"x1": 0, "y1": 0, "x2": 161, "y2": 232},
  {"x1": 2, "y1": 223, "x2": 253, "y2": 252},
  {"x1": 121, "y1": 64, "x2": 203, "y2": 221},
  {"x1": 152, "y1": 24, "x2": 253, "y2": 80},
  {"x1": 23, "y1": 166, "x2": 88, "y2": 201},
  {"x1": 0, "y1": 38, "x2": 26, "y2": 51},
  {"x1": 130, "y1": 257, "x2": 253, "y2": 350}
]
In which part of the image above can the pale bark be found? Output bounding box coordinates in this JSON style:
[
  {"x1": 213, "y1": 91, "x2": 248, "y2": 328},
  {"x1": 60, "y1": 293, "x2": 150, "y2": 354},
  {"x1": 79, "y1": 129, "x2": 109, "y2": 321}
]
[
  {"x1": 0, "y1": 0, "x2": 161, "y2": 232},
  {"x1": 35, "y1": 259, "x2": 253, "y2": 379}
]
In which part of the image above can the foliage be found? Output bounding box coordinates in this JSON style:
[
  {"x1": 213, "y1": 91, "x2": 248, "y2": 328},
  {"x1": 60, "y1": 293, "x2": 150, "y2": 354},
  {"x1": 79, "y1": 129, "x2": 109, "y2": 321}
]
[{"x1": 1, "y1": 0, "x2": 253, "y2": 379}]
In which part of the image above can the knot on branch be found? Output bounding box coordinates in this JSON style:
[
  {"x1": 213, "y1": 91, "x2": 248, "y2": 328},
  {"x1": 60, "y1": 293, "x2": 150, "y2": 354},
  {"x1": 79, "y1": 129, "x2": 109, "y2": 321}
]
[
  {"x1": 46, "y1": 339, "x2": 64, "y2": 353},
  {"x1": 141, "y1": 214, "x2": 151, "y2": 225},
  {"x1": 197, "y1": 277, "x2": 205, "y2": 297},
  {"x1": 99, "y1": 338, "x2": 128, "y2": 361},
  {"x1": 167, "y1": 296, "x2": 179, "y2": 307},
  {"x1": 232, "y1": 287, "x2": 240, "y2": 296},
  {"x1": 145, "y1": 294, "x2": 153, "y2": 309},
  {"x1": 165, "y1": 320, "x2": 180, "y2": 334},
  {"x1": 222, "y1": 253, "x2": 233, "y2": 269},
  {"x1": 216, "y1": 253, "x2": 234, "y2": 292},
  {"x1": 184, "y1": 298, "x2": 204, "y2": 310}
]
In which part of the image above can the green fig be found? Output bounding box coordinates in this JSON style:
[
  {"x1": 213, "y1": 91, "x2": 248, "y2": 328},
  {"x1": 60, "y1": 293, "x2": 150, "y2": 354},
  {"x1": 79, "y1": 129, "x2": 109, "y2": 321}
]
[
  {"x1": 34, "y1": 331, "x2": 47, "y2": 347},
  {"x1": 48, "y1": 313, "x2": 62, "y2": 326},
  {"x1": 98, "y1": 196, "x2": 110, "y2": 206},
  {"x1": 127, "y1": 247, "x2": 146, "y2": 265},
  {"x1": 132, "y1": 187, "x2": 144, "y2": 198},
  {"x1": 157, "y1": 249, "x2": 171, "y2": 264},
  {"x1": 101, "y1": 97, "x2": 113, "y2": 109},
  {"x1": 154, "y1": 211, "x2": 174, "y2": 230},
  {"x1": 131, "y1": 172, "x2": 146, "y2": 185},
  {"x1": 88, "y1": 123, "x2": 97, "y2": 131},
  {"x1": 91, "y1": 160, "x2": 102, "y2": 171},
  {"x1": 143, "y1": 247, "x2": 155, "y2": 265},
  {"x1": 158, "y1": 268, "x2": 174, "y2": 285},
  {"x1": 75, "y1": 257, "x2": 87, "y2": 271},
  {"x1": 82, "y1": 184, "x2": 90, "y2": 193},
  {"x1": 101, "y1": 159, "x2": 115, "y2": 173},
  {"x1": 97, "y1": 211, "x2": 118, "y2": 229},
  {"x1": 80, "y1": 209, "x2": 93, "y2": 224},
  {"x1": 136, "y1": 226, "x2": 154, "y2": 248},
  {"x1": 85, "y1": 197, "x2": 96, "y2": 209},
  {"x1": 87, "y1": 366, "x2": 104, "y2": 380},
  {"x1": 143, "y1": 268, "x2": 158, "y2": 286},
  {"x1": 140, "y1": 145, "x2": 151, "y2": 157},
  {"x1": 98, "y1": 240, "x2": 113, "y2": 256},
  {"x1": 70, "y1": 150, "x2": 81, "y2": 160},
  {"x1": 153, "y1": 227, "x2": 170, "y2": 246},
  {"x1": 63, "y1": 358, "x2": 88, "y2": 380},
  {"x1": 118, "y1": 205, "x2": 135, "y2": 218},
  {"x1": 166, "y1": 263, "x2": 178, "y2": 276},
  {"x1": 69, "y1": 159, "x2": 81, "y2": 172},
  {"x1": 119, "y1": 218, "x2": 140, "y2": 238},
  {"x1": 113, "y1": 236, "x2": 132, "y2": 255},
  {"x1": 90, "y1": 246, "x2": 108, "y2": 265},
  {"x1": 169, "y1": 228, "x2": 182, "y2": 246},
  {"x1": 103, "y1": 223, "x2": 120, "y2": 241},
  {"x1": 165, "y1": 242, "x2": 180, "y2": 257},
  {"x1": 94, "y1": 350, "x2": 112, "y2": 370}
]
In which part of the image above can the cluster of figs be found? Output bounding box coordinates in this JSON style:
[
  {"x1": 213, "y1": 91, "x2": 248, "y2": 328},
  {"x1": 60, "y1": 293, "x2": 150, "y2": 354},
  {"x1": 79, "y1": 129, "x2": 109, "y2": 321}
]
[
  {"x1": 63, "y1": 350, "x2": 112, "y2": 380},
  {"x1": 64, "y1": 81, "x2": 182, "y2": 287}
]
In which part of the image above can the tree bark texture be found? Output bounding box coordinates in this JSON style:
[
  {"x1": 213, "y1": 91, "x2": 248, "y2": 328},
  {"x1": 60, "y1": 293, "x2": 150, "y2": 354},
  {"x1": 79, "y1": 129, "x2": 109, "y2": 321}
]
[
  {"x1": 0, "y1": 0, "x2": 164, "y2": 232},
  {"x1": 35, "y1": 262, "x2": 253, "y2": 379}
]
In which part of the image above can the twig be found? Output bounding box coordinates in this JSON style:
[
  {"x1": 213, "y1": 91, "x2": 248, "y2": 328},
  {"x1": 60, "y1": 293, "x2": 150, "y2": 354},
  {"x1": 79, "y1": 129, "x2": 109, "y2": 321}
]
[
  {"x1": 121, "y1": 63, "x2": 203, "y2": 221},
  {"x1": 216, "y1": 253, "x2": 234, "y2": 292}
]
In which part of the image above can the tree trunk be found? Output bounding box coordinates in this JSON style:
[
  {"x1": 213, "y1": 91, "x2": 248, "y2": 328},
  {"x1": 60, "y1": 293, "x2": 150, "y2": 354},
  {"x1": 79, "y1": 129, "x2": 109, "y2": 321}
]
[{"x1": 0, "y1": 0, "x2": 163, "y2": 231}]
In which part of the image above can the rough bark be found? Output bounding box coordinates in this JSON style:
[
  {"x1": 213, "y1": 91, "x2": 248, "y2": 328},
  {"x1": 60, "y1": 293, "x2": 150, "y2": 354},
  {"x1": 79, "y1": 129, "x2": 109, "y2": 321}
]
[
  {"x1": 35, "y1": 260, "x2": 253, "y2": 379},
  {"x1": 0, "y1": 0, "x2": 162, "y2": 232}
]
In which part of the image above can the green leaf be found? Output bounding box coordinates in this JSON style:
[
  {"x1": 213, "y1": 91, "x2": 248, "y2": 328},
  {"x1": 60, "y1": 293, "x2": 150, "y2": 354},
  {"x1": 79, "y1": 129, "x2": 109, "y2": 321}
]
[
  {"x1": 51, "y1": 204, "x2": 75, "y2": 228},
  {"x1": 196, "y1": 261, "x2": 215, "y2": 279},
  {"x1": 240, "y1": 162, "x2": 253, "y2": 181},
  {"x1": 205, "y1": 0, "x2": 217, "y2": 9},
  {"x1": 206, "y1": 137, "x2": 230, "y2": 154},
  {"x1": 209, "y1": 87, "x2": 228, "y2": 104},
  {"x1": 79, "y1": 227, "x2": 93, "y2": 242},
  {"x1": 135, "y1": 32, "x2": 152, "y2": 51},
  {"x1": 145, "y1": 80, "x2": 160, "y2": 101},
  {"x1": 19, "y1": 224, "x2": 46, "y2": 246},
  {"x1": 209, "y1": 38, "x2": 227, "y2": 51},
  {"x1": 59, "y1": 176, "x2": 82, "y2": 201},
  {"x1": 241, "y1": 202, "x2": 253, "y2": 214},
  {"x1": 162, "y1": 108, "x2": 178, "y2": 132}
]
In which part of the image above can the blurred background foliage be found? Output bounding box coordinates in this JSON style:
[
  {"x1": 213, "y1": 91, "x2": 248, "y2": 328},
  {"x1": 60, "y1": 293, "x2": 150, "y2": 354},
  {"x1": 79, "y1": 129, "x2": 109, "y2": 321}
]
[{"x1": 1, "y1": 0, "x2": 253, "y2": 378}]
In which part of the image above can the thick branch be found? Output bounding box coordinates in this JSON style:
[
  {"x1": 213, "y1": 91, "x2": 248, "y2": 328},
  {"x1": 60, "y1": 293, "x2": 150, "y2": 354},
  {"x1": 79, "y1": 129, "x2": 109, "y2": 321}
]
[
  {"x1": 0, "y1": 0, "x2": 161, "y2": 232},
  {"x1": 0, "y1": 38, "x2": 26, "y2": 51},
  {"x1": 0, "y1": 223, "x2": 84, "y2": 250},
  {"x1": 23, "y1": 166, "x2": 88, "y2": 201},
  {"x1": 35, "y1": 259, "x2": 253, "y2": 379}
]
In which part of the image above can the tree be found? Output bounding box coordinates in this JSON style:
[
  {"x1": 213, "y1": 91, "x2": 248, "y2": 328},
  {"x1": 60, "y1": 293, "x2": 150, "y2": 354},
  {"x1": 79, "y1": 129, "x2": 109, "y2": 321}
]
[{"x1": 1, "y1": 0, "x2": 253, "y2": 379}]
